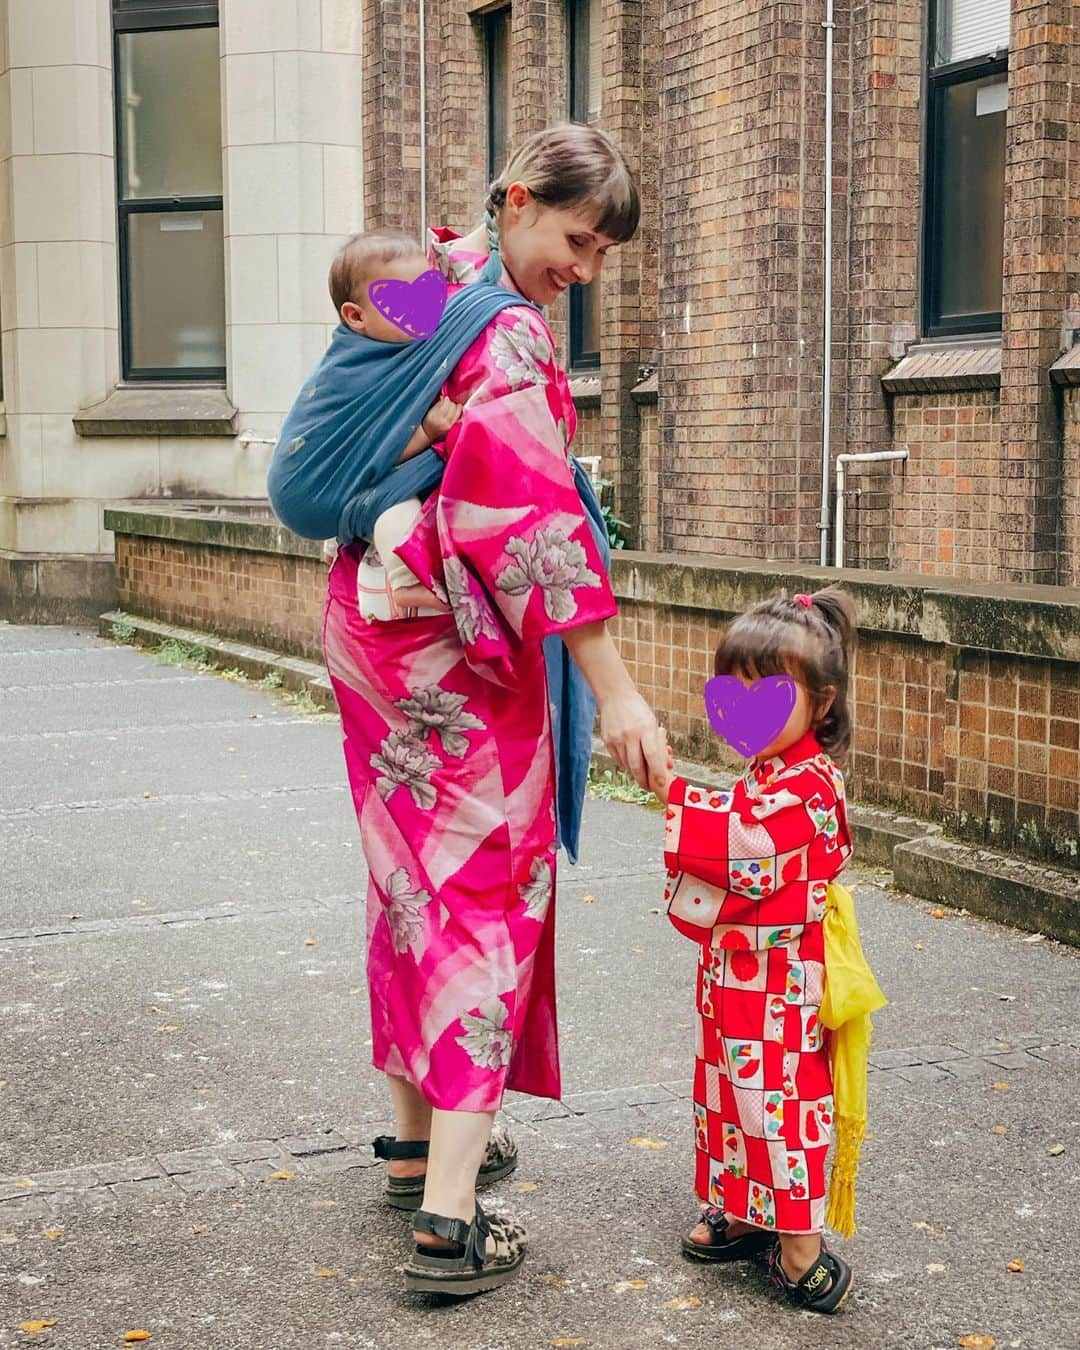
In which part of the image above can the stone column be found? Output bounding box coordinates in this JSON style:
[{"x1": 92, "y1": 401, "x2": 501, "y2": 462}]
[{"x1": 221, "y1": 0, "x2": 364, "y2": 437}]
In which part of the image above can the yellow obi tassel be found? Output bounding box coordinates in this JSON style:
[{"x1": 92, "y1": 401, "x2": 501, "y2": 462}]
[{"x1": 820, "y1": 881, "x2": 888, "y2": 1238}]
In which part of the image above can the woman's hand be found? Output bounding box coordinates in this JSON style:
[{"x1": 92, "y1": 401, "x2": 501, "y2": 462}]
[{"x1": 599, "y1": 690, "x2": 669, "y2": 795}]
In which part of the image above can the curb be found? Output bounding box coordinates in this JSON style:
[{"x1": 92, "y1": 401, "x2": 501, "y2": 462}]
[
  {"x1": 592, "y1": 747, "x2": 1080, "y2": 947},
  {"x1": 99, "y1": 611, "x2": 337, "y2": 712}
]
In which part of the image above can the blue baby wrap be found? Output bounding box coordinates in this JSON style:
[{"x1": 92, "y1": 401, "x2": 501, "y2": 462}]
[{"x1": 266, "y1": 257, "x2": 606, "y2": 863}]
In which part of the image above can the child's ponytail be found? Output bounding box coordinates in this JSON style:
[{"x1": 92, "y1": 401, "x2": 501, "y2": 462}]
[{"x1": 802, "y1": 586, "x2": 857, "y2": 763}]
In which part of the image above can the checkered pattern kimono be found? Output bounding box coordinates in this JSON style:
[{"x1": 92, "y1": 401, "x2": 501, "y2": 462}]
[{"x1": 663, "y1": 731, "x2": 852, "y2": 1234}]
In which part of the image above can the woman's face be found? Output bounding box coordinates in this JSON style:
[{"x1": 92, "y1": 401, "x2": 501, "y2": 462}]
[{"x1": 497, "y1": 183, "x2": 618, "y2": 306}]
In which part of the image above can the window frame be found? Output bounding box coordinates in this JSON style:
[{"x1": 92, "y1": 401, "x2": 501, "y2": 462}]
[
  {"x1": 922, "y1": 0, "x2": 1009, "y2": 339},
  {"x1": 484, "y1": 7, "x2": 511, "y2": 187},
  {"x1": 112, "y1": 1, "x2": 225, "y2": 382},
  {"x1": 567, "y1": 0, "x2": 600, "y2": 372}
]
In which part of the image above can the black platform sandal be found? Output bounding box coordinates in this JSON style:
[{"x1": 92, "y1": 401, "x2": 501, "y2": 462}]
[
  {"x1": 681, "y1": 1205, "x2": 778, "y2": 1263},
  {"x1": 403, "y1": 1203, "x2": 527, "y2": 1296},
  {"x1": 373, "y1": 1125, "x2": 518, "y2": 1210},
  {"x1": 768, "y1": 1242, "x2": 854, "y2": 1314}
]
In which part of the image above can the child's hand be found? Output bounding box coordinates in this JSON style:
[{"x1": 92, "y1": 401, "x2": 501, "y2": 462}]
[
  {"x1": 647, "y1": 725, "x2": 676, "y2": 803},
  {"x1": 422, "y1": 396, "x2": 463, "y2": 442}
]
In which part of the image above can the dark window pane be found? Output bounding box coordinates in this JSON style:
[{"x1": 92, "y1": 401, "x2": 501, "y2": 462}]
[
  {"x1": 931, "y1": 73, "x2": 1006, "y2": 325},
  {"x1": 127, "y1": 209, "x2": 225, "y2": 372},
  {"x1": 487, "y1": 10, "x2": 511, "y2": 181},
  {"x1": 581, "y1": 280, "x2": 600, "y2": 354},
  {"x1": 118, "y1": 27, "x2": 222, "y2": 200}
]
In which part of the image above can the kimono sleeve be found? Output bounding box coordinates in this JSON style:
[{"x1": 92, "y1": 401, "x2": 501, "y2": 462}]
[
  {"x1": 397, "y1": 306, "x2": 616, "y2": 661},
  {"x1": 664, "y1": 764, "x2": 847, "y2": 910}
]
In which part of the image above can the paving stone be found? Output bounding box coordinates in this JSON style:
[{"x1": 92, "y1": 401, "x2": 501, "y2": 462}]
[
  {"x1": 50, "y1": 1186, "x2": 121, "y2": 1215},
  {"x1": 0, "y1": 1180, "x2": 37, "y2": 1203},
  {"x1": 894, "y1": 1064, "x2": 956, "y2": 1086},
  {"x1": 909, "y1": 1044, "x2": 968, "y2": 1063},
  {"x1": 158, "y1": 1148, "x2": 230, "y2": 1175},
  {"x1": 661, "y1": 1079, "x2": 694, "y2": 1098},
  {"x1": 939, "y1": 1057, "x2": 996, "y2": 1080},
  {"x1": 0, "y1": 1194, "x2": 52, "y2": 1221},
  {"x1": 29, "y1": 1165, "x2": 101, "y2": 1191},
  {"x1": 213, "y1": 1139, "x2": 287, "y2": 1165},
  {"x1": 1028, "y1": 1044, "x2": 1080, "y2": 1066},
  {"x1": 296, "y1": 1149, "x2": 379, "y2": 1176},
  {"x1": 171, "y1": 1168, "x2": 242, "y2": 1195},
  {"x1": 501, "y1": 1096, "x2": 573, "y2": 1124},
  {"x1": 235, "y1": 1160, "x2": 291, "y2": 1184},
  {"x1": 870, "y1": 1047, "x2": 924, "y2": 1070},
  {"x1": 278, "y1": 1132, "x2": 351, "y2": 1157},
  {"x1": 110, "y1": 1177, "x2": 179, "y2": 1205},
  {"x1": 94, "y1": 1158, "x2": 164, "y2": 1185},
  {"x1": 982, "y1": 1050, "x2": 1047, "y2": 1071}
]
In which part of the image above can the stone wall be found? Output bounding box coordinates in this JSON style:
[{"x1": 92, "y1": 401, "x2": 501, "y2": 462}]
[{"x1": 106, "y1": 508, "x2": 1080, "y2": 873}]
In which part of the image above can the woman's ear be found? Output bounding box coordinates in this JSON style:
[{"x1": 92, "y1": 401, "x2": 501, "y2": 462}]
[{"x1": 504, "y1": 181, "x2": 533, "y2": 219}]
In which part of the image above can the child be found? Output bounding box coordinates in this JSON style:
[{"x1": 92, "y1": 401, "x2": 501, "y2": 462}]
[
  {"x1": 653, "y1": 587, "x2": 863, "y2": 1315},
  {"x1": 327, "y1": 230, "x2": 462, "y2": 616}
]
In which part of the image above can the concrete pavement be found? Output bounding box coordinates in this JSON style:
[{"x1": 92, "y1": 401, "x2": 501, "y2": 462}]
[{"x1": 1, "y1": 624, "x2": 1078, "y2": 1349}]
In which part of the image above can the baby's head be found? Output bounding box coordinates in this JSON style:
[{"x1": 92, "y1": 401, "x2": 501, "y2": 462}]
[
  {"x1": 713, "y1": 586, "x2": 857, "y2": 762},
  {"x1": 330, "y1": 230, "x2": 429, "y2": 342}
]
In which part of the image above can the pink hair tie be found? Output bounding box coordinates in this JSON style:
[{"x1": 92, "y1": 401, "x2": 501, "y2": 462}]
[{"x1": 794, "y1": 593, "x2": 813, "y2": 608}]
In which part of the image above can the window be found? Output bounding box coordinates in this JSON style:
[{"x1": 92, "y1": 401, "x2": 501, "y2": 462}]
[
  {"x1": 113, "y1": 1, "x2": 225, "y2": 381},
  {"x1": 924, "y1": 0, "x2": 1009, "y2": 336},
  {"x1": 568, "y1": 0, "x2": 602, "y2": 370},
  {"x1": 485, "y1": 9, "x2": 511, "y2": 185}
]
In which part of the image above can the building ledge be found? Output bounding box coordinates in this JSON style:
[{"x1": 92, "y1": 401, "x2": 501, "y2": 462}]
[
  {"x1": 881, "y1": 340, "x2": 1001, "y2": 395},
  {"x1": 631, "y1": 371, "x2": 658, "y2": 405},
  {"x1": 569, "y1": 374, "x2": 601, "y2": 409},
  {"x1": 74, "y1": 386, "x2": 238, "y2": 438},
  {"x1": 104, "y1": 502, "x2": 322, "y2": 560},
  {"x1": 1050, "y1": 344, "x2": 1080, "y2": 387}
]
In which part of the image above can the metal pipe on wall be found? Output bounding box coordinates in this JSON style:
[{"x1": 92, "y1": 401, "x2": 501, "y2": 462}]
[
  {"x1": 418, "y1": 0, "x2": 427, "y2": 244},
  {"x1": 817, "y1": 0, "x2": 836, "y2": 566},
  {"x1": 833, "y1": 450, "x2": 909, "y2": 568}
]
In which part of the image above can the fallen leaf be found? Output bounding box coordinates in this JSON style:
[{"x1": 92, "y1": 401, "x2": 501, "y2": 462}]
[
  {"x1": 313, "y1": 1200, "x2": 337, "y2": 1209},
  {"x1": 191, "y1": 1225, "x2": 204, "y2": 1235},
  {"x1": 914, "y1": 942, "x2": 924, "y2": 951},
  {"x1": 1048, "y1": 1143, "x2": 1065, "y2": 1157},
  {"x1": 663, "y1": 1296, "x2": 703, "y2": 1310},
  {"x1": 1006, "y1": 1259, "x2": 1024, "y2": 1273},
  {"x1": 349, "y1": 988, "x2": 363, "y2": 996},
  {"x1": 42, "y1": 1229, "x2": 63, "y2": 1241},
  {"x1": 927, "y1": 1262, "x2": 946, "y2": 1273},
  {"x1": 631, "y1": 947, "x2": 645, "y2": 954},
  {"x1": 246, "y1": 850, "x2": 262, "y2": 857},
  {"x1": 157, "y1": 1025, "x2": 179, "y2": 1033},
  {"x1": 16, "y1": 1179, "x2": 32, "y2": 1189},
  {"x1": 611, "y1": 1279, "x2": 648, "y2": 1293},
  {"x1": 991, "y1": 1126, "x2": 1007, "y2": 1136},
  {"x1": 512, "y1": 1181, "x2": 539, "y2": 1193},
  {"x1": 268, "y1": 1170, "x2": 296, "y2": 1181},
  {"x1": 539, "y1": 1272, "x2": 569, "y2": 1289},
  {"x1": 993, "y1": 1082, "x2": 1010, "y2": 1092},
  {"x1": 19, "y1": 1323, "x2": 58, "y2": 1335},
  {"x1": 143, "y1": 792, "x2": 151, "y2": 799},
  {"x1": 549, "y1": 1340, "x2": 586, "y2": 1348},
  {"x1": 583, "y1": 895, "x2": 596, "y2": 904},
  {"x1": 629, "y1": 1137, "x2": 668, "y2": 1150},
  {"x1": 957, "y1": 1337, "x2": 996, "y2": 1349},
  {"x1": 304, "y1": 938, "x2": 317, "y2": 947},
  {"x1": 124, "y1": 1335, "x2": 152, "y2": 1344},
  {"x1": 930, "y1": 908, "x2": 946, "y2": 919},
  {"x1": 997, "y1": 1041, "x2": 1010, "y2": 1050},
  {"x1": 314, "y1": 1268, "x2": 338, "y2": 1278}
]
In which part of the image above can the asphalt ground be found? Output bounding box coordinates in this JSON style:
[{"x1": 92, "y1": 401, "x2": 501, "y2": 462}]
[{"x1": 1, "y1": 625, "x2": 1078, "y2": 1350}]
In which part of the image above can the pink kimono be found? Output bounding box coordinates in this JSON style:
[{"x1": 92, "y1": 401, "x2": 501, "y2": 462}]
[{"x1": 322, "y1": 230, "x2": 616, "y2": 1111}]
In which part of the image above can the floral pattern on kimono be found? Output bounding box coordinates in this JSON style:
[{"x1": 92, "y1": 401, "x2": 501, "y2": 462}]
[
  {"x1": 322, "y1": 227, "x2": 616, "y2": 1110},
  {"x1": 663, "y1": 731, "x2": 853, "y2": 1234}
]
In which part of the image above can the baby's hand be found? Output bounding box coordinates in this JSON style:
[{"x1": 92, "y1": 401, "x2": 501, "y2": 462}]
[
  {"x1": 422, "y1": 396, "x2": 463, "y2": 442},
  {"x1": 648, "y1": 726, "x2": 676, "y2": 804}
]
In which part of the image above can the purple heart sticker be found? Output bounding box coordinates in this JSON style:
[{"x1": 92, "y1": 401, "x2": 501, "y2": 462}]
[
  {"x1": 703, "y1": 674, "x2": 797, "y2": 759},
  {"x1": 368, "y1": 268, "x2": 449, "y2": 340}
]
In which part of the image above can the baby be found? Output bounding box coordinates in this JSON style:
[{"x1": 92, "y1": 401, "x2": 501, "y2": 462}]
[{"x1": 327, "y1": 230, "x2": 461, "y2": 615}]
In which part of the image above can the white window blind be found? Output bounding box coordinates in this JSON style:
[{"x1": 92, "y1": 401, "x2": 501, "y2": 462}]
[
  {"x1": 936, "y1": 0, "x2": 1010, "y2": 66},
  {"x1": 587, "y1": 0, "x2": 602, "y2": 123}
]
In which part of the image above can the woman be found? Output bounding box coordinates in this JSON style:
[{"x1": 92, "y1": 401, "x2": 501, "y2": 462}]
[{"x1": 322, "y1": 123, "x2": 667, "y2": 1296}]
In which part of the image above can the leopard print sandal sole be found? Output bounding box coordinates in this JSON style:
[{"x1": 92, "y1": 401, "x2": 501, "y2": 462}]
[{"x1": 404, "y1": 1204, "x2": 527, "y2": 1297}]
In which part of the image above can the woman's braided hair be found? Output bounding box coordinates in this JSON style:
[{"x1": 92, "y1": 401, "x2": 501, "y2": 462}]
[
  {"x1": 713, "y1": 586, "x2": 859, "y2": 762},
  {"x1": 485, "y1": 122, "x2": 640, "y2": 242}
]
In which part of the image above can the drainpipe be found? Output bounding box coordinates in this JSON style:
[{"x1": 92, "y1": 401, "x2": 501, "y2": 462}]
[
  {"x1": 817, "y1": 0, "x2": 836, "y2": 566},
  {"x1": 418, "y1": 0, "x2": 427, "y2": 244},
  {"x1": 833, "y1": 450, "x2": 909, "y2": 568}
]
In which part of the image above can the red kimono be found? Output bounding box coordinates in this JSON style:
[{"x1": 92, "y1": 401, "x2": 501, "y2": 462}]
[{"x1": 663, "y1": 731, "x2": 852, "y2": 1234}]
